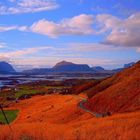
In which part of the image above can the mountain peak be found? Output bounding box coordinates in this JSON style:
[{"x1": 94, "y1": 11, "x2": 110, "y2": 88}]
[
  {"x1": 52, "y1": 61, "x2": 91, "y2": 72},
  {"x1": 0, "y1": 61, "x2": 15, "y2": 73},
  {"x1": 53, "y1": 61, "x2": 74, "y2": 68}
]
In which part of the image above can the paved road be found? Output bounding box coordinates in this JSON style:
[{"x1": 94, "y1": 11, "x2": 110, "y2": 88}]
[
  {"x1": 78, "y1": 99, "x2": 103, "y2": 118},
  {"x1": 73, "y1": 95, "x2": 103, "y2": 117}
]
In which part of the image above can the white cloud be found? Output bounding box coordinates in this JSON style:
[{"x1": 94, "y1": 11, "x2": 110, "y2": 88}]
[
  {"x1": 98, "y1": 13, "x2": 140, "y2": 47},
  {"x1": 0, "y1": 42, "x2": 7, "y2": 48},
  {"x1": 28, "y1": 12, "x2": 140, "y2": 45},
  {"x1": 0, "y1": 14, "x2": 94, "y2": 37},
  {"x1": 0, "y1": 46, "x2": 52, "y2": 57},
  {"x1": 67, "y1": 43, "x2": 126, "y2": 52},
  {"x1": 96, "y1": 14, "x2": 121, "y2": 33},
  {"x1": 30, "y1": 14, "x2": 94, "y2": 37},
  {"x1": 0, "y1": 25, "x2": 28, "y2": 32},
  {"x1": 0, "y1": 26, "x2": 18, "y2": 32},
  {"x1": 0, "y1": 0, "x2": 59, "y2": 15},
  {"x1": 0, "y1": 12, "x2": 140, "y2": 49}
]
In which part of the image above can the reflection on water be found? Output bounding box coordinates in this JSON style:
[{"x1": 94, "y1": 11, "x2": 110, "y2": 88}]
[
  {"x1": 0, "y1": 74, "x2": 108, "y2": 88},
  {"x1": 0, "y1": 81, "x2": 3, "y2": 87}
]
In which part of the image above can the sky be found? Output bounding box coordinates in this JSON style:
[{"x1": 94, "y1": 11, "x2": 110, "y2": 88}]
[{"x1": 0, "y1": 0, "x2": 140, "y2": 71}]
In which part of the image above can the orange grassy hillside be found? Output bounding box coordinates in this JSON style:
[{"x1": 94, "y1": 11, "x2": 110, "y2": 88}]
[
  {"x1": 0, "y1": 95, "x2": 140, "y2": 140},
  {"x1": 85, "y1": 61, "x2": 140, "y2": 114},
  {"x1": 71, "y1": 79, "x2": 101, "y2": 95}
]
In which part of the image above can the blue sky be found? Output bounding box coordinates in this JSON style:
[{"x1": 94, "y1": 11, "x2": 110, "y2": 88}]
[{"x1": 0, "y1": 0, "x2": 140, "y2": 71}]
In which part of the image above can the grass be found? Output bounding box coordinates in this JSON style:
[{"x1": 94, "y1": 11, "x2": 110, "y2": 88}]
[
  {"x1": 15, "y1": 89, "x2": 38, "y2": 98},
  {"x1": 15, "y1": 86, "x2": 70, "y2": 98},
  {"x1": 43, "y1": 86, "x2": 69, "y2": 89},
  {"x1": 0, "y1": 85, "x2": 71, "y2": 102},
  {"x1": 0, "y1": 110, "x2": 19, "y2": 124}
]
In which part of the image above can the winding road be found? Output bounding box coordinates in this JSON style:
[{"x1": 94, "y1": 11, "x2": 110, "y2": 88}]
[
  {"x1": 79, "y1": 99, "x2": 103, "y2": 118},
  {"x1": 76, "y1": 95, "x2": 103, "y2": 118}
]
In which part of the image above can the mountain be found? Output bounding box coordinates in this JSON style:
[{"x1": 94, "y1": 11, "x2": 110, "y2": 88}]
[
  {"x1": 91, "y1": 66, "x2": 105, "y2": 72},
  {"x1": 23, "y1": 61, "x2": 93, "y2": 74},
  {"x1": 124, "y1": 62, "x2": 135, "y2": 68},
  {"x1": 113, "y1": 62, "x2": 135, "y2": 72},
  {"x1": 112, "y1": 68, "x2": 123, "y2": 73},
  {"x1": 23, "y1": 68, "x2": 51, "y2": 74},
  {"x1": 22, "y1": 61, "x2": 136, "y2": 75},
  {"x1": 84, "y1": 61, "x2": 140, "y2": 114},
  {"x1": 52, "y1": 61, "x2": 91, "y2": 72},
  {"x1": 53, "y1": 61, "x2": 74, "y2": 68},
  {"x1": 0, "y1": 61, "x2": 16, "y2": 74}
]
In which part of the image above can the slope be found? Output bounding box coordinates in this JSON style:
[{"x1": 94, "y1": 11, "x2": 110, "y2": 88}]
[{"x1": 85, "y1": 61, "x2": 140, "y2": 114}]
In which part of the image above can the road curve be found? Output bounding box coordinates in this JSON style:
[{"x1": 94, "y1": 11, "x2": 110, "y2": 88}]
[
  {"x1": 78, "y1": 99, "x2": 103, "y2": 118},
  {"x1": 73, "y1": 95, "x2": 102, "y2": 117}
]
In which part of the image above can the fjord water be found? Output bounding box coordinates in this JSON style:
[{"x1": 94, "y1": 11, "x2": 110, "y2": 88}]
[{"x1": 0, "y1": 74, "x2": 108, "y2": 88}]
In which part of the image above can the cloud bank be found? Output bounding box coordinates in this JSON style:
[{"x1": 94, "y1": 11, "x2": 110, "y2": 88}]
[
  {"x1": 30, "y1": 14, "x2": 94, "y2": 37},
  {"x1": 28, "y1": 13, "x2": 140, "y2": 48},
  {"x1": 0, "y1": 46, "x2": 52, "y2": 58},
  {"x1": 0, "y1": 13, "x2": 140, "y2": 49},
  {"x1": 100, "y1": 13, "x2": 140, "y2": 47}
]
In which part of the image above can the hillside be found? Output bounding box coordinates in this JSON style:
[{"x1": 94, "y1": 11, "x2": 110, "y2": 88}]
[
  {"x1": 0, "y1": 61, "x2": 140, "y2": 139},
  {"x1": 0, "y1": 95, "x2": 140, "y2": 140},
  {"x1": 84, "y1": 61, "x2": 140, "y2": 114},
  {"x1": 71, "y1": 79, "x2": 101, "y2": 95},
  {"x1": 0, "y1": 61, "x2": 15, "y2": 74}
]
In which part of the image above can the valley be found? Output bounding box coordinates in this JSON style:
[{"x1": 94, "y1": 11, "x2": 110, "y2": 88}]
[
  {"x1": 0, "y1": 1, "x2": 140, "y2": 139},
  {"x1": 0, "y1": 61, "x2": 140, "y2": 140}
]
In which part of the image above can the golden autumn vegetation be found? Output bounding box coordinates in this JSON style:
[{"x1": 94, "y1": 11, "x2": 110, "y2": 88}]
[
  {"x1": 0, "y1": 95, "x2": 140, "y2": 140},
  {"x1": 0, "y1": 61, "x2": 140, "y2": 140},
  {"x1": 85, "y1": 61, "x2": 140, "y2": 114}
]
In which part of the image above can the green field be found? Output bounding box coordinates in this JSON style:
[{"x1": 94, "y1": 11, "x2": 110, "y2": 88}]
[
  {"x1": 0, "y1": 110, "x2": 19, "y2": 124},
  {"x1": 15, "y1": 89, "x2": 38, "y2": 98},
  {"x1": 0, "y1": 85, "x2": 71, "y2": 103},
  {"x1": 15, "y1": 86, "x2": 69, "y2": 98}
]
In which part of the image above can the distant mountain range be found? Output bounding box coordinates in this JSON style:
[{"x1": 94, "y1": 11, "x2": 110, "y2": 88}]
[
  {"x1": 0, "y1": 61, "x2": 15, "y2": 74},
  {"x1": 23, "y1": 61, "x2": 92, "y2": 74},
  {"x1": 112, "y1": 62, "x2": 135, "y2": 72},
  {"x1": 22, "y1": 61, "x2": 136, "y2": 74},
  {"x1": 0, "y1": 60, "x2": 136, "y2": 74}
]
